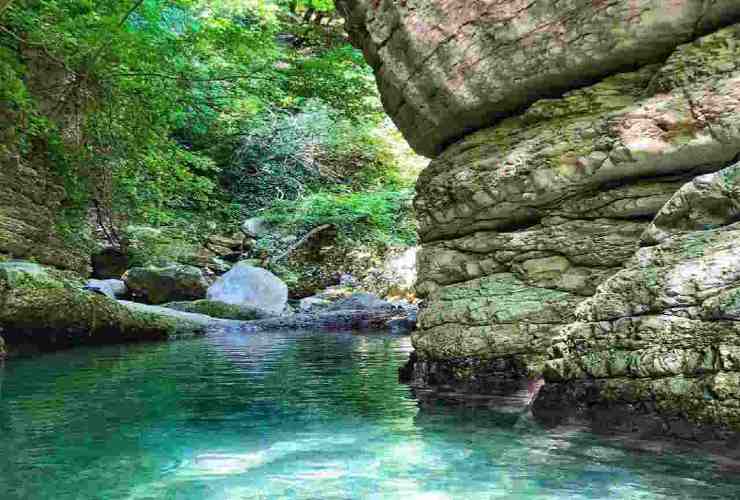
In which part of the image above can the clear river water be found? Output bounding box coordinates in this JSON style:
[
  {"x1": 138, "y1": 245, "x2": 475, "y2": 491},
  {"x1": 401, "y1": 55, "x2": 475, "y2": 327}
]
[{"x1": 1, "y1": 328, "x2": 739, "y2": 499}]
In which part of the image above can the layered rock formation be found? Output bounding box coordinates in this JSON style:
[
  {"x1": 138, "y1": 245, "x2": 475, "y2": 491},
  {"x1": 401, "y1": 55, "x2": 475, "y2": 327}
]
[
  {"x1": 338, "y1": 0, "x2": 740, "y2": 157},
  {"x1": 340, "y1": 1, "x2": 740, "y2": 440},
  {"x1": 534, "y1": 163, "x2": 740, "y2": 440}
]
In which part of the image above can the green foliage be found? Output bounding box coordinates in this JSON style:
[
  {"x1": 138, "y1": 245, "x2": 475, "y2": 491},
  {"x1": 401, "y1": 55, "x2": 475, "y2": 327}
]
[
  {"x1": 263, "y1": 188, "x2": 418, "y2": 246},
  {"x1": 223, "y1": 101, "x2": 337, "y2": 210},
  {"x1": 124, "y1": 225, "x2": 201, "y2": 267},
  {"x1": 0, "y1": 46, "x2": 28, "y2": 109},
  {"x1": 1, "y1": 0, "x2": 419, "y2": 263}
]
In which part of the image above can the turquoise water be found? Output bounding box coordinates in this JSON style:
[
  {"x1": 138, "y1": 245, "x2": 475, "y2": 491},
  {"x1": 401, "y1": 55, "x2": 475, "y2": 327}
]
[{"x1": 1, "y1": 329, "x2": 739, "y2": 499}]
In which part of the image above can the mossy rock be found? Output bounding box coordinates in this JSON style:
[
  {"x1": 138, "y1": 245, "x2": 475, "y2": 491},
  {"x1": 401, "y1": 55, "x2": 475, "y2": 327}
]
[
  {"x1": 0, "y1": 261, "x2": 202, "y2": 356},
  {"x1": 123, "y1": 264, "x2": 208, "y2": 305},
  {"x1": 0, "y1": 286, "x2": 185, "y2": 354},
  {"x1": 163, "y1": 300, "x2": 274, "y2": 321}
]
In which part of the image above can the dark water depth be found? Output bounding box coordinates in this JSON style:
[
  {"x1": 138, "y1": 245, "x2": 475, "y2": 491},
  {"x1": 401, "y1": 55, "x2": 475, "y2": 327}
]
[{"x1": 0, "y1": 329, "x2": 739, "y2": 499}]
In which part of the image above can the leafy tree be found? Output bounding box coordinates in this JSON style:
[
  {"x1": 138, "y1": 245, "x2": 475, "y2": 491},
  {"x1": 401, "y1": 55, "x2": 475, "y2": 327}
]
[{"x1": 1, "y1": 0, "x2": 414, "y2": 252}]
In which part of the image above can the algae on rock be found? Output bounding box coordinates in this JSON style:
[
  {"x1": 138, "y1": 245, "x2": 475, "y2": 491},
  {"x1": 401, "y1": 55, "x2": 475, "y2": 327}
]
[{"x1": 0, "y1": 261, "x2": 202, "y2": 357}]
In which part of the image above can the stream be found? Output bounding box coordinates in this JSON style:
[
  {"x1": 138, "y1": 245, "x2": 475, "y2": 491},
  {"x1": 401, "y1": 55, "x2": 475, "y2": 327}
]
[{"x1": 1, "y1": 328, "x2": 739, "y2": 499}]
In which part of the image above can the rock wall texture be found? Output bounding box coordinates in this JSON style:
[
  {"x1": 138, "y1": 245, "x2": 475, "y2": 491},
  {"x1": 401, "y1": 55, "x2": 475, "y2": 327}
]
[
  {"x1": 0, "y1": 49, "x2": 90, "y2": 273},
  {"x1": 0, "y1": 132, "x2": 88, "y2": 273},
  {"x1": 338, "y1": 0, "x2": 740, "y2": 157},
  {"x1": 340, "y1": 2, "x2": 740, "y2": 442}
]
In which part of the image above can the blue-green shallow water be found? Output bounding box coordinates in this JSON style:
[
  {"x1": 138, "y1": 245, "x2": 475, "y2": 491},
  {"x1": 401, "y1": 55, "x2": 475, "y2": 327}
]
[{"x1": 1, "y1": 330, "x2": 739, "y2": 499}]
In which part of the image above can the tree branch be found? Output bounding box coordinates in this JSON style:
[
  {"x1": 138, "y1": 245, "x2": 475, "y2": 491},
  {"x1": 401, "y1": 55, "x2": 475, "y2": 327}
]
[{"x1": 267, "y1": 224, "x2": 334, "y2": 265}]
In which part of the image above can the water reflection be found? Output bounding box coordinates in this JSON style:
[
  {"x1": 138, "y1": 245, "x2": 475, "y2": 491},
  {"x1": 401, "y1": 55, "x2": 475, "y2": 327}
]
[{"x1": 0, "y1": 328, "x2": 738, "y2": 499}]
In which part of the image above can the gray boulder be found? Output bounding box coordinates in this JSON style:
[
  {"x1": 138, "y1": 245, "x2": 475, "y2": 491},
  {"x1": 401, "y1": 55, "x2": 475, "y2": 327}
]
[
  {"x1": 207, "y1": 263, "x2": 288, "y2": 315},
  {"x1": 327, "y1": 292, "x2": 399, "y2": 312},
  {"x1": 85, "y1": 279, "x2": 127, "y2": 299},
  {"x1": 123, "y1": 264, "x2": 208, "y2": 305}
]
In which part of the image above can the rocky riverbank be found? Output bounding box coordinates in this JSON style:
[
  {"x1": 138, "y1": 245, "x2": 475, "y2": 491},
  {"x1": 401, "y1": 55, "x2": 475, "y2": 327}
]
[{"x1": 0, "y1": 256, "x2": 416, "y2": 358}]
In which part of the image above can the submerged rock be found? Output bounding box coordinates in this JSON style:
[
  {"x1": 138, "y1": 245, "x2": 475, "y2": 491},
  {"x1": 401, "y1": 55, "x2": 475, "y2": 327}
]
[
  {"x1": 163, "y1": 300, "x2": 274, "y2": 321},
  {"x1": 207, "y1": 263, "x2": 288, "y2": 315},
  {"x1": 124, "y1": 264, "x2": 208, "y2": 305}
]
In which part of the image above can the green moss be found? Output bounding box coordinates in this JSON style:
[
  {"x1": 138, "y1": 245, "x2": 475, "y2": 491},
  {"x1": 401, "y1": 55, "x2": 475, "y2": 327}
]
[
  {"x1": 643, "y1": 266, "x2": 659, "y2": 288},
  {"x1": 719, "y1": 164, "x2": 740, "y2": 190},
  {"x1": 0, "y1": 261, "x2": 198, "y2": 355},
  {"x1": 163, "y1": 300, "x2": 272, "y2": 321},
  {"x1": 0, "y1": 287, "x2": 176, "y2": 347}
]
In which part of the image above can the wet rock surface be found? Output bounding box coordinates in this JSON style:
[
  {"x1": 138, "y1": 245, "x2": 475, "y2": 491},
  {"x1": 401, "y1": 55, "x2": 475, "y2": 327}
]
[
  {"x1": 236, "y1": 292, "x2": 417, "y2": 333},
  {"x1": 163, "y1": 299, "x2": 274, "y2": 321},
  {"x1": 85, "y1": 279, "x2": 128, "y2": 299}
]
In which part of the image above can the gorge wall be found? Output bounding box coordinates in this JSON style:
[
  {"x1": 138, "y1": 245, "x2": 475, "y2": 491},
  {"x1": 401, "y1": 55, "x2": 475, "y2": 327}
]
[{"x1": 339, "y1": 0, "x2": 740, "y2": 442}]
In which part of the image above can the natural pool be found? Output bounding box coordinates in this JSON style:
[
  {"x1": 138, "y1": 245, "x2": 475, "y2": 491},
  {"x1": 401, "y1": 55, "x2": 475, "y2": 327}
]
[{"x1": 0, "y1": 329, "x2": 738, "y2": 499}]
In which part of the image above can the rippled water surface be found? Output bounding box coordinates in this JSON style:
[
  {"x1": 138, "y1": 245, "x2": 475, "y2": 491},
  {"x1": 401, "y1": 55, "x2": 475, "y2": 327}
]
[{"x1": 1, "y1": 329, "x2": 739, "y2": 499}]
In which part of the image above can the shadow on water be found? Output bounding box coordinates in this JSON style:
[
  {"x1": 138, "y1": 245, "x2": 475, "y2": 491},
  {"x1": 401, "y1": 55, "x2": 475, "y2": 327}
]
[{"x1": 0, "y1": 328, "x2": 739, "y2": 499}]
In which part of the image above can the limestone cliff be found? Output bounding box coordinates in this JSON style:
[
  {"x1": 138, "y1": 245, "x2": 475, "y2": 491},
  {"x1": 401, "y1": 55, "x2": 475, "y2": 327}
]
[{"x1": 340, "y1": 1, "x2": 740, "y2": 441}]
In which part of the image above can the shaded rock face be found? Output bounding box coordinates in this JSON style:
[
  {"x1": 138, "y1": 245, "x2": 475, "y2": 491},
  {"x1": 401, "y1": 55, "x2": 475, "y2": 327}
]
[
  {"x1": 338, "y1": 0, "x2": 740, "y2": 157},
  {"x1": 342, "y1": 2, "x2": 740, "y2": 441},
  {"x1": 124, "y1": 264, "x2": 209, "y2": 305},
  {"x1": 534, "y1": 163, "x2": 740, "y2": 440},
  {"x1": 0, "y1": 125, "x2": 90, "y2": 273}
]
